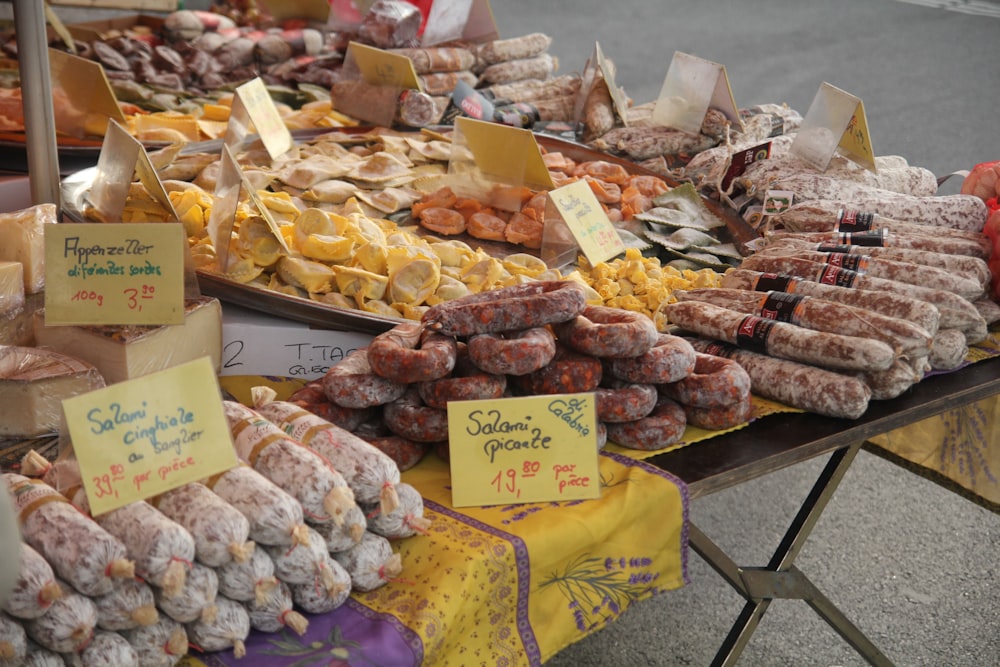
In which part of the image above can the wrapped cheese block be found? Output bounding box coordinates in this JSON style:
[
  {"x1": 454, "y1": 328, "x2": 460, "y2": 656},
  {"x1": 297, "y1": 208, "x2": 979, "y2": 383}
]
[
  {"x1": 3, "y1": 474, "x2": 134, "y2": 597},
  {"x1": 0, "y1": 346, "x2": 105, "y2": 438},
  {"x1": 0, "y1": 203, "x2": 56, "y2": 294},
  {"x1": 0, "y1": 261, "x2": 24, "y2": 318},
  {"x1": 32, "y1": 296, "x2": 222, "y2": 385}
]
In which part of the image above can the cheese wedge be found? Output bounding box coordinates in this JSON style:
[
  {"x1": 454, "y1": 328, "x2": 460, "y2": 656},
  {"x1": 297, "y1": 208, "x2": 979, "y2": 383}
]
[
  {"x1": 0, "y1": 203, "x2": 57, "y2": 294},
  {"x1": 0, "y1": 345, "x2": 106, "y2": 437},
  {"x1": 0, "y1": 260, "x2": 24, "y2": 317},
  {"x1": 33, "y1": 296, "x2": 223, "y2": 385},
  {"x1": 0, "y1": 292, "x2": 43, "y2": 347}
]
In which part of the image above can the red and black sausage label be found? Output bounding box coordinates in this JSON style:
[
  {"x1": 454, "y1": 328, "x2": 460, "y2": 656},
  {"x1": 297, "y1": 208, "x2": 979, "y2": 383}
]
[
  {"x1": 752, "y1": 272, "x2": 797, "y2": 293},
  {"x1": 758, "y1": 291, "x2": 805, "y2": 324},
  {"x1": 735, "y1": 315, "x2": 775, "y2": 354},
  {"x1": 818, "y1": 264, "x2": 859, "y2": 288},
  {"x1": 823, "y1": 252, "x2": 868, "y2": 273},
  {"x1": 837, "y1": 209, "x2": 876, "y2": 232}
]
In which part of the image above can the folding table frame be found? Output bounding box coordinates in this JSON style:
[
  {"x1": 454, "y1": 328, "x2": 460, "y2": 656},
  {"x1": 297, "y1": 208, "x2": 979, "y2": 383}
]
[{"x1": 648, "y1": 355, "x2": 1000, "y2": 667}]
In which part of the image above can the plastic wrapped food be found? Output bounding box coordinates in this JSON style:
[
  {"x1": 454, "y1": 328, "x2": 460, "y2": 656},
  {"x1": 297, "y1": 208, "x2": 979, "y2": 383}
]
[
  {"x1": 251, "y1": 387, "x2": 402, "y2": 516},
  {"x1": 0, "y1": 611, "x2": 27, "y2": 667},
  {"x1": 150, "y1": 482, "x2": 253, "y2": 567},
  {"x1": 92, "y1": 576, "x2": 158, "y2": 632},
  {"x1": 241, "y1": 581, "x2": 308, "y2": 636},
  {"x1": 2, "y1": 542, "x2": 63, "y2": 620},
  {"x1": 23, "y1": 582, "x2": 97, "y2": 653},
  {"x1": 153, "y1": 562, "x2": 218, "y2": 624},
  {"x1": 203, "y1": 464, "x2": 309, "y2": 548},
  {"x1": 332, "y1": 531, "x2": 402, "y2": 592},
  {"x1": 3, "y1": 474, "x2": 133, "y2": 597},
  {"x1": 122, "y1": 616, "x2": 188, "y2": 667},
  {"x1": 215, "y1": 546, "x2": 279, "y2": 606},
  {"x1": 184, "y1": 596, "x2": 250, "y2": 659}
]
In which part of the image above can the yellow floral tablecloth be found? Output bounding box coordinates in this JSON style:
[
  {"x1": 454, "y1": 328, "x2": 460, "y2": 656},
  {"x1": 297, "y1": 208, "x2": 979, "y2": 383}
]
[
  {"x1": 866, "y1": 330, "x2": 1000, "y2": 509},
  {"x1": 184, "y1": 410, "x2": 689, "y2": 667}
]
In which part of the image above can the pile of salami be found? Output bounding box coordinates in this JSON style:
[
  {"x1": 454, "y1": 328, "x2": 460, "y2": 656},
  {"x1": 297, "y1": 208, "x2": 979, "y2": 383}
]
[
  {"x1": 651, "y1": 122, "x2": 1000, "y2": 409},
  {"x1": 0, "y1": 406, "x2": 419, "y2": 665},
  {"x1": 295, "y1": 279, "x2": 768, "y2": 456}
]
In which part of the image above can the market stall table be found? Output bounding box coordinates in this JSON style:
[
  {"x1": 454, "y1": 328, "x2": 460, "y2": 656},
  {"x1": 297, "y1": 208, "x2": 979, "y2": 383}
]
[{"x1": 643, "y1": 351, "x2": 1000, "y2": 667}]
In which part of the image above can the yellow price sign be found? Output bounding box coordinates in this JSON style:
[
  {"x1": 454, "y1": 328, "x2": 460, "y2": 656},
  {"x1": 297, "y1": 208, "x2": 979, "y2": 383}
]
[
  {"x1": 62, "y1": 357, "x2": 238, "y2": 516},
  {"x1": 547, "y1": 178, "x2": 625, "y2": 266},
  {"x1": 224, "y1": 77, "x2": 294, "y2": 160},
  {"x1": 454, "y1": 116, "x2": 554, "y2": 191},
  {"x1": 44, "y1": 222, "x2": 186, "y2": 326},
  {"x1": 348, "y1": 42, "x2": 422, "y2": 90},
  {"x1": 447, "y1": 393, "x2": 601, "y2": 507}
]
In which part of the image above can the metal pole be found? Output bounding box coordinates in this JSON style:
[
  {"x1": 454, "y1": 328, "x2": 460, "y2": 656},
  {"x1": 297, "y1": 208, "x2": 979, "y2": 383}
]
[{"x1": 11, "y1": 0, "x2": 61, "y2": 207}]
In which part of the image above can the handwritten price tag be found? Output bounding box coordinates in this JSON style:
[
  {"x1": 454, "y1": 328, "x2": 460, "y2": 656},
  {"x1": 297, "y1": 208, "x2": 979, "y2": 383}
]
[
  {"x1": 44, "y1": 222, "x2": 185, "y2": 326},
  {"x1": 447, "y1": 393, "x2": 601, "y2": 507},
  {"x1": 543, "y1": 178, "x2": 624, "y2": 267},
  {"x1": 62, "y1": 357, "x2": 238, "y2": 516}
]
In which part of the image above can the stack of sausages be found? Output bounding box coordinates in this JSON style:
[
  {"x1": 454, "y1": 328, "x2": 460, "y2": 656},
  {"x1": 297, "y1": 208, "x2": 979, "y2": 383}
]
[
  {"x1": 0, "y1": 406, "x2": 417, "y2": 665},
  {"x1": 301, "y1": 280, "x2": 766, "y2": 456}
]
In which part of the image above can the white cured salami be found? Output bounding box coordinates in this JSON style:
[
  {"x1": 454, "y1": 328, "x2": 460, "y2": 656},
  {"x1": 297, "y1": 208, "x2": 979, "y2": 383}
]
[
  {"x1": 203, "y1": 464, "x2": 308, "y2": 548},
  {"x1": 150, "y1": 482, "x2": 253, "y2": 568},
  {"x1": 332, "y1": 531, "x2": 402, "y2": 592},
  {"x1": 92, "y1": 577, "x2": 158, "y2": 632},
  {"x1": 3, "y1": 474, "x2": 133, "y2": 597},
  {"x1": 23, "y1": 582, "x2": 97, "y2": 654},
  {"x1": 241, "y1": 581, "x2": 308, "y2": 636},
  {"x1": 82, "y1": 499, "x2": 195, "y2": 599},
  {"x1": 2, "y1": 543, "x2": 63, "y2": 620},
  {"x1": 262, "y1": 526, "x2": 351, "y2": 602},
  {"x1": 288, "y1": 568, "x2": 352, "y2": 615},
  {"x1": 22, "y1": 639, "x2": 62, "y2": 667},
  {"x1": 361, "y1": 482, "x2": 431, "y2": 540},
  {"x1": 0, "y1": 611, "x2": 27, "y2": 667},
  {"x1": 251, "y1": 387, "x2": 402, "y2": 516},
  {"x1": 62, "y1": 630, "x2": 139, "y2": 667},
  {"x1": 184, "y1": 595, "x2": 251, "y2": 658},
  {"x1": 153, "y1": 562, "x2": 218, "y2": 625},
  {"x1": 223, "y1": 401, "x2": 360, "y2": 531},
  {"x1": 215, "y1": 546, "x2": 279, "y2": 606},
  {"x1": 122, "y1": 616, "x2": 188, "y2": 667}
]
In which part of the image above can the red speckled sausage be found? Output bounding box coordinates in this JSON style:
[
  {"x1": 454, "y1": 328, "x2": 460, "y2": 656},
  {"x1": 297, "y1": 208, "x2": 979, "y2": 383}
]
[
  {"x1": 658, "y1": 352, "x2": 752, "y2": 409},
  {"x1": 605, "y1": 333, "x2": 696, "y2": 384},
  {"x1": 554, "y1": 305, "x2": 659, "y2": 358},
  {"x1": 322, "y1": 348, "x2": 408, "y2": 409},
  {"x1": 681, "y1": 393, "x2": 753, "y2": 430},
  {"x1": 514, "y1": 345, "x2": 603, "y2": 395},
  {"x1": 467, "y1": 326, "x2": 557, "y2": 376},
  {"x1": 367, "y1": 322, "x2": 458, "y2": 383},
  {"x1": 605, "y1": 398, "x2": 687, "y2": 451},
  {"x1": 382, "y1": 388, "x2": 449, "y2": 443},
  {"x1": 422, "y1": 280, "x2": 588, "y2": 336},
  {"x1": 595, "y1": 380, "x2": 658, "y2": 422}
]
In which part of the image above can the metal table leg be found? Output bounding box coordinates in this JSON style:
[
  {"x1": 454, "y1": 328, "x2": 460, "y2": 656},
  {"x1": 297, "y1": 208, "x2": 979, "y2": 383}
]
[{"x1": 689, "y1": 442, "x2": 894, "y2": 667}]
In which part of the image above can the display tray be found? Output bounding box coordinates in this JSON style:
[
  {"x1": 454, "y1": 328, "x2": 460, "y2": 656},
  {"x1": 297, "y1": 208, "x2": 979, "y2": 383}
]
[
  {"x1": 0, "y1": 132, "x2": 171, "y2": 176},
  {"x1": 60, "y1": 127, "x2": 758, "y2": 335}
]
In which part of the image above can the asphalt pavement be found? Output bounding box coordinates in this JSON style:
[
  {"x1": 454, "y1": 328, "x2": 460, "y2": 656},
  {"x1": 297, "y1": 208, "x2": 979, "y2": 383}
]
[{"x1": 31, "y1": 2, "x2": 1000, "y2": 665}]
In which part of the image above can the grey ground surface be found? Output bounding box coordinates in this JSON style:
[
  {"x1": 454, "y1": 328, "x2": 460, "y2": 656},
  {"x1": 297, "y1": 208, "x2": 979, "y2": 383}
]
[{"x1": 31, "y1": 2, "x2": 1000, "y2": 665}]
